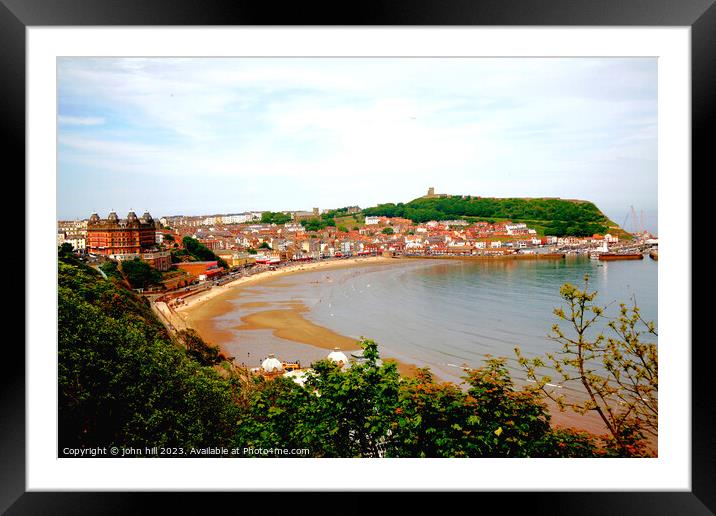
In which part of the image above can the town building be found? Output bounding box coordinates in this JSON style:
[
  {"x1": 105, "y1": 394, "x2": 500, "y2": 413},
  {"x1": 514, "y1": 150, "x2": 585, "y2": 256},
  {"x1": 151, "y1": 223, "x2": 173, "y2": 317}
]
[
  {"x1": 140, "y1": 251, "x2": 172, "y2": 272},
  {"x1": 291, "y1": 209, "x2": 318, "y2": 221},
  {"x1": 84, "y1": 211, "x2": 172, "y2": 271},
  {"x1": 58, "y1": 232, "x2": 87, "y2": 252},
  {"x1": 423, "y1": 186, "x2": 449, "y2": 199},
  {"x1": 175, "y1": 260, "x2": 224, "y2": 281},
  {"x1": 57, "y1": 219, "x2": 88, "y2": 252},
  {"x1": 86, "y1": 211, "x2": 157, "y2": 256},
  {"x1": 214, "y1": 250, "x2": 257, "y2": 268}
]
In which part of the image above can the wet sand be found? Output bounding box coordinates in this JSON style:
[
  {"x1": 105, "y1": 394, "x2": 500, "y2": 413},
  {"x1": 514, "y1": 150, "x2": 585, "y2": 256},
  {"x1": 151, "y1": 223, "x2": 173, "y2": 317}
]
[
  {"x1": 238, "y1": 306, "x2": 359, "y2": 349},
  {"x1": 178, "y1": 256, "x2": 422, "y2": 376}
]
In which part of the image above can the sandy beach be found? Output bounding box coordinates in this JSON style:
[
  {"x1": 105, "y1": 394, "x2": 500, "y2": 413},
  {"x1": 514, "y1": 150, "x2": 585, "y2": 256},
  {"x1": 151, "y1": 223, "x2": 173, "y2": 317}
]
[{"x1": 171, "y1": 256, "x2": 420, "y2": 377}]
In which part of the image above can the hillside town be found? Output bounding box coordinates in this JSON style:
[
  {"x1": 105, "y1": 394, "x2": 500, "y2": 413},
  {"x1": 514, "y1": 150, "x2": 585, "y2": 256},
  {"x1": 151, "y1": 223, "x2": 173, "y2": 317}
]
[
  {"x1": 56, "y1": 203, "x2": 659, "y2": 395},
  {"x1": 57, "y1": 199, "x2": 658, "y2": 293}
]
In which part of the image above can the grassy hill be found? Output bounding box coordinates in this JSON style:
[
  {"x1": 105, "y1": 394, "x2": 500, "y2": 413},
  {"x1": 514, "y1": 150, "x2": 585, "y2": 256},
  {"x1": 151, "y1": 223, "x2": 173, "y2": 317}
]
[{"x1": 362, "y1": 195, "x2": 629, "y2": 238}]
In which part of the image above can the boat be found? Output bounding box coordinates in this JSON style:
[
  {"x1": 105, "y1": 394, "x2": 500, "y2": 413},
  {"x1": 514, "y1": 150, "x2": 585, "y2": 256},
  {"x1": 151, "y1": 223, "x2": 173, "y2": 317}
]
[
  {"x1": 598, "y1": 253, "x2": 644, "y2": 261},
  {"x1": 649, "y1": 249, "x2": 658, "y2": 261},
  {"x1": 589, "y1": 238, "x2": 609, "y2": 260},
  {"x1": 591, "y1": 240, "x2": 609, "y2": 259}
]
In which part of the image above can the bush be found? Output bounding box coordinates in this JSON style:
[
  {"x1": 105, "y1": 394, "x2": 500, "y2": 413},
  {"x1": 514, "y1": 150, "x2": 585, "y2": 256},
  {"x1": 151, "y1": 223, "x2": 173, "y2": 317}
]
[
  {"x1": 182, "y1": 237, "x2": 229, "y2": 269},
  {"x1": 177, "y1": 329, "x2": 223, "y2": 366},
  {"x1": 120, "y1": 258, "x2": 162, "y2": 289}
]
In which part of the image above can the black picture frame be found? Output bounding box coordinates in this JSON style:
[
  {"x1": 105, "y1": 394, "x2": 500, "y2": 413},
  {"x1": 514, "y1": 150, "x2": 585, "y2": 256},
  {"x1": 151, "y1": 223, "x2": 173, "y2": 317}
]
[{"x1": 4, "y1": 0, "x2": 707, "y2": 512}]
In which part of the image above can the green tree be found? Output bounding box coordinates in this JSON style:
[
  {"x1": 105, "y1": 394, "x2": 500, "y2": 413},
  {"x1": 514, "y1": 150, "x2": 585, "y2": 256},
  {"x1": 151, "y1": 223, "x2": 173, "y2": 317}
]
[
  {"x1": 389, "y1": 368, "x2": 473, "y2": 457},
  {"x1": 261, "y1": 211, "x2": 292, "y2": 225},
  {"x1": 234, "y1": 375, "x2": 313, "y2": 455},
  {"x1": 301, "y1": 218, "x2": 327, "y2": 232},
  {"x1": 120, "y1": 258, "x2": 162, "y2": 289},
  {"x1": 236, "y1": 339, "x2": 401, "y2": 457},
  {"x1": 58, "y1": 242, "x2": 74, "y2": 256},
  {"x1": 515, "y1": 275, "x2": 657, "y2": 456},
  {"x1": 99, "y1": 260, "x2": 123, "y2": 282},
  {"x1": 460, "y1": 358, "x2": 553, "y2": 457},
  {"x1": 388, "y1": 358, "x2": 567, "y2": 458},
  {"x1": 381, "y1": 227, "x2": 394, "y2": 235},
  {"x1": 258, "y1": 242, "x2": 271, "y2": 250},
  {"x1": 301, "y1": 339, "x2": 401, "y2": 457},
  {"x1": 177, "y1": 329, "x2": 224, "y2": 366},
  {"x1": 182, "y1": 237, "x2": 229, "y2": 269},
  {"x1": 234, "y1": 338, "x2": 599, "y2": 458}
]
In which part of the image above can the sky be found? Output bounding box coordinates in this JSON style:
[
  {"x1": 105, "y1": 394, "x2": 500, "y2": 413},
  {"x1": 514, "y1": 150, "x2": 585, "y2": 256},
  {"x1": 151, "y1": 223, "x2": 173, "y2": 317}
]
[{"x1": 58, "y1": 57, "x2": 658, "y2": 232}]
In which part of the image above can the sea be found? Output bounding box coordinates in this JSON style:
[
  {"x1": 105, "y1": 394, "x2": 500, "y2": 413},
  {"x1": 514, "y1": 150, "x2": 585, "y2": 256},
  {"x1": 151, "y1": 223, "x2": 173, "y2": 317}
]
[{"x1": 208, "y1": 256, "x2": 657, "y2": 390}]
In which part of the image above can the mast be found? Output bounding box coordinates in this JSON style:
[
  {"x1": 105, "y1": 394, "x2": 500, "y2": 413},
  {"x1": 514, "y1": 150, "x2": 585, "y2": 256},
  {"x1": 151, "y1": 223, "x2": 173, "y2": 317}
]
[{"x1": 640, "y1": 210, "x2": 645, "y2": 235}]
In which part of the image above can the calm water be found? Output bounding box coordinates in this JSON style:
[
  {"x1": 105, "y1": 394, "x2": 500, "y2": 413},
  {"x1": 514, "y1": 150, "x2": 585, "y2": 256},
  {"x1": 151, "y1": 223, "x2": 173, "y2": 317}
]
[{"x1": 213, "y1": 257, "x2": 657, "y2": 386}]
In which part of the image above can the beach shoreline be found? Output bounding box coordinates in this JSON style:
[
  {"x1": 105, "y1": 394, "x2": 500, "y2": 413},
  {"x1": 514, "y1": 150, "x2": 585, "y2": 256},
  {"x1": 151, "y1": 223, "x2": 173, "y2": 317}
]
[
  {"x1": 174, "y1": 255, "x2": 400, "y2": 314},
  {"x1": 167, "y1": 255, "x2": 423, "y2": 377}
]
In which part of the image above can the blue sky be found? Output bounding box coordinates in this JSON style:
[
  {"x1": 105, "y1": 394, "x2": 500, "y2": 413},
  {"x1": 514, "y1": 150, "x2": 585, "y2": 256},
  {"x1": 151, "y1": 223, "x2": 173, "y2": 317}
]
[{"x1": 58, "y1": 57, "x2": 658, "y2": 232}]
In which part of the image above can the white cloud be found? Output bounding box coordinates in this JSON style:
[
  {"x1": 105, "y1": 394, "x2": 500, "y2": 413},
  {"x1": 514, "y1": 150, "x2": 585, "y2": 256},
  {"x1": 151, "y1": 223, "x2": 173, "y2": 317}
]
[
  {"x1": 58, "y1": 57, "x2": 657, "y2": 221},
  {"x1": 58, "y1": 116, "x2": 105, "y2": 126}
]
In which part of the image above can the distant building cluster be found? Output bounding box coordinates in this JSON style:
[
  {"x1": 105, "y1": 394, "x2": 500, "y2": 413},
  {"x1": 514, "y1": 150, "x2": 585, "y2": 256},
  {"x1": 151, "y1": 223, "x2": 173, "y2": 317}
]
[
  {"x1": 57, "y1": 219, "x2": 88, "y2": 252},
  {"x1": 162, "y1": 213, "x2": 553, "y2": 260},
  {"x1": 58, "y1": 198, "x2": 648, "y2": 292},
  {"x1": 159, "y1": 212, "x2": 263, "y2": 228},
  {"x1": 59, "y1": 207, "x2": 619, "y2": 269}
]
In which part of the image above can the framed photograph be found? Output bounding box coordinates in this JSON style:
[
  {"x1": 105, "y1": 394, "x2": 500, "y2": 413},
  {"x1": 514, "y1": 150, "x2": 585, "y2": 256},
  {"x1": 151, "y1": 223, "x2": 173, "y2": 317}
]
[{"x1": 7, "y1": 0, "x2": 708, "y2": 512}]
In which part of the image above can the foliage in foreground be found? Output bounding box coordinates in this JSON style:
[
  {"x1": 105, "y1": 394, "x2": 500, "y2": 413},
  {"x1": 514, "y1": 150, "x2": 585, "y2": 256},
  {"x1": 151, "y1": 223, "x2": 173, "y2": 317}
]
[
  {"x1": 58, "y1": 256, "x2": 241, "y2": 450},
  {"x1": 236, "y1": 343, "x2": 601, "y2": 458},
  {"x1": 58, "y1": 254, "x2": 654, "y2": 457},
  {"x1": 516, "y1": 275, "x2": 657, "y2": 457},
  {"x1": 120, "y1": 258, "x2": 163, "y2": 289}
]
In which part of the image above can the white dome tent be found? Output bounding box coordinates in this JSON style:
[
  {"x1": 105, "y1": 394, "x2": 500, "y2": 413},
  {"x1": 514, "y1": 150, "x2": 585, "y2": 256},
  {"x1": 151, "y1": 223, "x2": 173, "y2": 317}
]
[
  {"x1": 261, "y1": 354, "x2": 283, "y2": 373},
  {"x1": 283, "y1": 369, "x2": 312, "y2": 387},
  {"x1": 326, "y1": 348, "x2": 349, "y2": 368}
]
